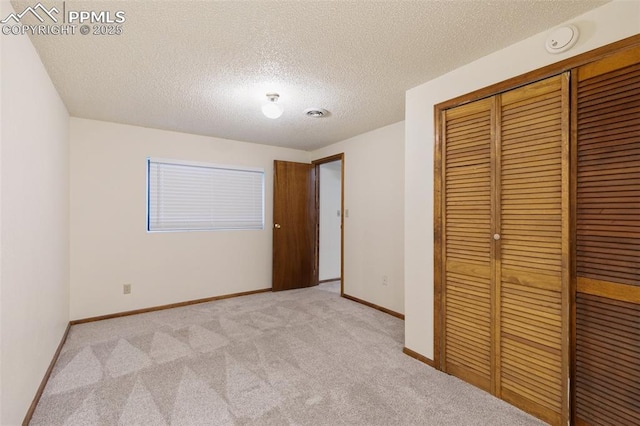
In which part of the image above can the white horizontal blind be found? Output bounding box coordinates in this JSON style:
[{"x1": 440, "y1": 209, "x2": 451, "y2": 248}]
[{"x1": 147, "y1": 158, "x2": 264, "y2": 232}]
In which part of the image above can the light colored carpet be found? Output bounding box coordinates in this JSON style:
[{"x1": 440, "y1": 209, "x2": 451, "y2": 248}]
[{"x1": 30, "y1": 281, "x2": 544, "y2": 425}]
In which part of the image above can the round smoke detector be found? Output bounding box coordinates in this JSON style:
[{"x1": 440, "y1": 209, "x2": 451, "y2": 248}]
[
  {"x1": 545, "y1": 25, "x2": 579, "y2": 54},
  {"x1": 304, "y1": 108, "x2": 329, "y2": 118}
]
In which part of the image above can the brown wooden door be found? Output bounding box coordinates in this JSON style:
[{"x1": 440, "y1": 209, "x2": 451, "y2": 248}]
[
  {"x1": 440, "y1": 74, "x2": 569, "y2": 425},
  {"x1": 498, "y1": 74, "x2": 569, "y2": 425},
  {"x1": 272, "y1": 160, "x2": 318, "y2": 291},
  {"x1": 574, "y1": 46, "x2": 640, "y2": 426},
  {"x1": 442, "y1": 97, "x2": 495, "y2": 393}
]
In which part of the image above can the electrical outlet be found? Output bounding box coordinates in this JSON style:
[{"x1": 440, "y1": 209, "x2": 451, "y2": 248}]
[
  {"x1": 382, "y1": 275, "x2": 388, "y2": 286},
  {"x1": 123, "y1": 283, "x2": 131, "y2": 294}
]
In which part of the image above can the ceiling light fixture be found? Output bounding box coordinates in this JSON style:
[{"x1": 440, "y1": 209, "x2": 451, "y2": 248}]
[
  {"x1": 262, "y1": 93, "x2": 283, "y2": 119},
  {"x1": 304, "y1": 108, "x2": 329, "y2": 118}
]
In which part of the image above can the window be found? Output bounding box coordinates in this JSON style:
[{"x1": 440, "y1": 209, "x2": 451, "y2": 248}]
[{"x1": 147, "y1": 158, "x2": 264, "y2": 232}]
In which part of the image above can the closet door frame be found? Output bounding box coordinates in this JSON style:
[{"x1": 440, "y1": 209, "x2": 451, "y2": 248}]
[{"x1": 434, "y1": 33, "x2": 640, "y2": 424}]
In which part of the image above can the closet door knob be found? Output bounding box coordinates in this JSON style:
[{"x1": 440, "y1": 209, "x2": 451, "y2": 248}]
[{"x1": 493, "y1": 234, "x2": 501, "y2": 240}]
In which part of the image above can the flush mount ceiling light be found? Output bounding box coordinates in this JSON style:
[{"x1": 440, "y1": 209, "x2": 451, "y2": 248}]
[
  {"x1": 304, "y1": 108, "x2": 329, "y2": 118},
  {"x1": 262, "y1": 93, "x2": 283, "y2": 119}
]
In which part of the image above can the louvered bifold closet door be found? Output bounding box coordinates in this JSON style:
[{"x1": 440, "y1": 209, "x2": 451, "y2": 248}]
[
  {"x1": 575, "y1": 47, "x2": 640, "y2": 426},
  {"x1": 499, "y1": 74, "x2": 569, "y2": 425},
  {"x1": 442, "y1": 98, "x2": 494, "y2": 392}
]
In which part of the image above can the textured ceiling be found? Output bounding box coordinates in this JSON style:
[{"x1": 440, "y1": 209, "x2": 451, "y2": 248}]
[{"x1": 13, "y1": 0, "x2": 608, "y2": 150}]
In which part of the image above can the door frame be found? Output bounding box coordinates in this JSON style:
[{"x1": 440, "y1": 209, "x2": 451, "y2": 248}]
[{"x1": 312, "y1": 153, "x2": 345, "y2": 296}]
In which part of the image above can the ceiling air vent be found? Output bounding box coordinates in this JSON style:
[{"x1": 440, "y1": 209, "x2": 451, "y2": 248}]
[{"x1": 304, "y1": 108, "x2": 329, "y2": 118}]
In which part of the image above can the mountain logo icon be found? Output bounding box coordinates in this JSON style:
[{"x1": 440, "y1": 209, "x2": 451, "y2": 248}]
[{"x1": 1, "y1": 2, "x2": 60, "y2": 24}]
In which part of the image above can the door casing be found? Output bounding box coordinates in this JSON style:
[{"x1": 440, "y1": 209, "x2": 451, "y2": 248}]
[{"x1": 313, "y1": 154, "x2": 345, "y2": 296}]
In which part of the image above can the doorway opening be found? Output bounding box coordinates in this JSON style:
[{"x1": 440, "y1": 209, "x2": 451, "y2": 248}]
[{"x1": 313, "y1": 154, "x2": 344, "y2": 296}]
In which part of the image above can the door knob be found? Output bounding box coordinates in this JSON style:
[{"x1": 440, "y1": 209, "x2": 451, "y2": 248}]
[
  {"x1": 493, "y1": 234, "x2": 501, "y2": 240},
  {"x1": 274, "y1": 224, "x2": 281, "y2": 229}
]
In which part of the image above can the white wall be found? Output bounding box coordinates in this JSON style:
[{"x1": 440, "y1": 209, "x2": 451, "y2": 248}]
[
  {"x1": 404, "y1": 0, "x2": 640, "y2": 359},
  {"x1": 319, "y1": 161, "x2": 342, "y2": 281},
  {"x1": 0, "y1": 1, "x2": 70, "y2": 423},
  {"x1": 70, "y1": 118, "x2": 309, "y2": 319},
  {"x1": 312, "y1": 121, "x2": 404, "y2": 314}
]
